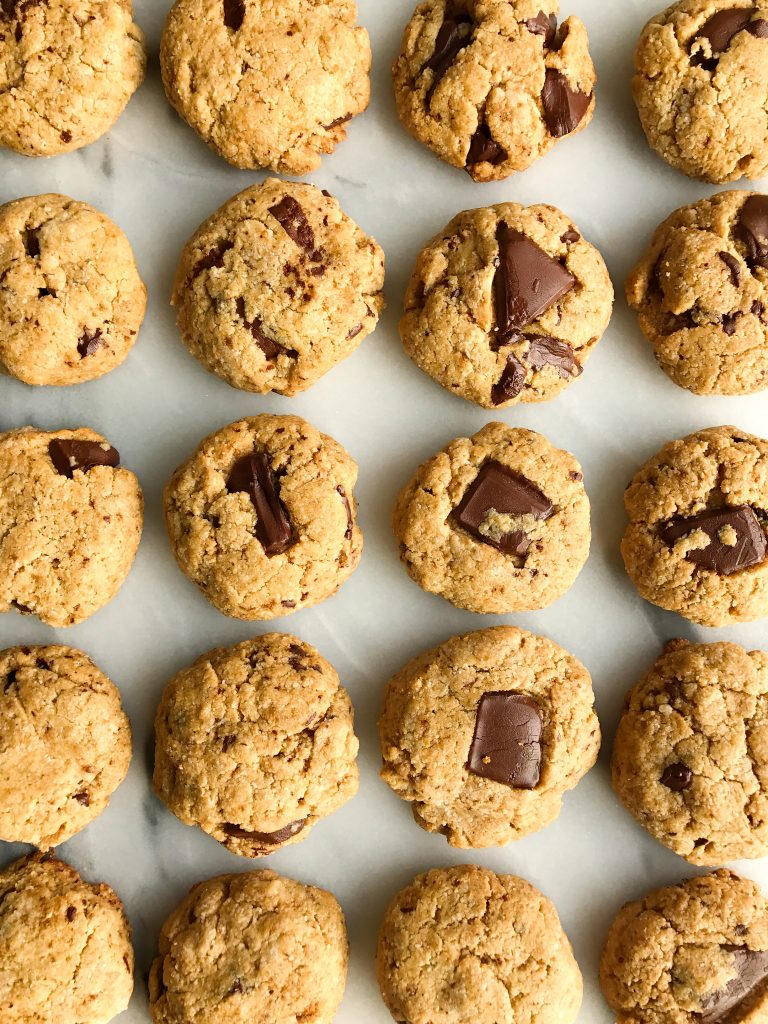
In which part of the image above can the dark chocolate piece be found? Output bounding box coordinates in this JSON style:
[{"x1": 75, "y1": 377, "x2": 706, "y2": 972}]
[
  {"x1": 221, "y1": 818, "x2": 307, "y2": 844},
  {"x1": 719, "y1": 250, "x2": 741, "y2": 286},
  {"x1": 659, "y1": 505, "x2": 767, "y2": 575},
  {"x1": 561, "y1": 228, "x2": 580, "y2": 243},
  {"x1": 467, "y1": 692, "x2": 542, "y2": 789},
  {"x1": 268, "y1": 196, "x2": 318, "y2": 258},
  {"x1": 491, "y1": 352, "x2": 526, "y2": 405},
  {"x1": 222, "y1": 0, "x2": 244, "y2": 30},
  {"x1": 23, "y1": 228, "x2": 40, "y2": 258},
  {"x1": 77, "y1": 328, "x2": 103, "y2": 359},
  {"x1": 699, "y1": 945, "x2": 768, "y2": 1024},
  {"x1": 422, "y1": 15, "x2": 472, "y2": 102},
  {"x1": 736, "y1": 195, "x2": 768, "y2": 271},
  {"x1": 235, "y1": 297, "x2": 296, "y2": 361},
  {"x1": 191, "y1": 240, "x2": 233, "y2": 279},
  {"x1": 722, "y1": 311, "x2": 742, "y2": 336},
  {"x1": 691, "y1": 7, "x2": 756, "y2": 68},
  {"x1": 748, "y1": 18, "x2": 768, "y2": 36},
  {"x1": 466, "y1": 123, "x2": 507, "y2": 166},
  {"x1": 49, "y1": 439, "x2": 119, "y2": 478},
  {"x1": 661, "y1": 762, "x2": 692, "y2": 791},
  {"x1": 337, "y1": 485, "x2": 353, "y2": 539},
  {"x1": 227, "y1": 453, "x2": 294, "y2": 556},
  {"x1": 541, "y1": 68, "x2": 592, "y2": 137},
  {"x1": 72, "y1": 791, "x2": 89, "y2": 806},
  {"x1": 526, "y1": 335, "x2": 582, "y2": 379},
  {"x1": 524, "y1": 10, "x2": 557, "y2": 46}
]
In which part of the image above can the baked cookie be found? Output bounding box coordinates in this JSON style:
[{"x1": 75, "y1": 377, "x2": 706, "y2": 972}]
[
  {"x1": 627, "y1": 191, "x2": 768, "y2": 395},
  {"x1": 393, "y1": 421, "x2": 590, "y2": 613},
  {"x1": 380, "y1": 626, "x2": 600, "y2": 848},
  {"x1": 160, "y1": 0, "x2": 370, "y2": 173},
  {"x1": 377, "y1": 864, "x2": 582, "y2": 1024},
  {"x1": 600, "y1": 869, "x2": 768, "y2": 1024},
  {"x1": 164, "y1": 415, "x2": 362, "y2": 620},
  {"x1": 0, "y1": 194, "x2": 147, "y2": 386},
  {"x1": 0, "y1": 853, "x2": 133, "y2": 1024},
  {"x1": 149, "y1": 869, "x2": 347, "y2": 1024},
  {"x1": 392, "y1": 0, "x2": 596, "y2": 182},
  {"x1": 401, "y1": 201, "x2": 613, "y2": 407},
  {"x1": 621, "y1": 425, "x2": 768, "y2": 627},
  {"x1": 0, "y1": 0, "x2": 146, "y2": 157},
  {"x1": 172, "y1": 179, "x2": 384, "y2": 396},
  {"x1": 0, "y1": 427, "x2": 143, "y2": 627},
  {"x1": 0, "y1": 644, "x2": 131, "y2": 849}
]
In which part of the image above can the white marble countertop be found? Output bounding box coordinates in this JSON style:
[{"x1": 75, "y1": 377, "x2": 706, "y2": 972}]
[{"x1": 1, "y1": 1, "x2": 767, "y2": 1021}]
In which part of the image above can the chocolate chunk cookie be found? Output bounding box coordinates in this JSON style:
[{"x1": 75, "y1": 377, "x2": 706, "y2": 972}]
[
  {"x1": 149, "y1": 869, "x2": 348, "y2": 1024},
  {"x1": 621, "y1": 426, "x2": 768, "y2": 626},
  {"x1": 0, "y1": 0, "x2": 146, "y2": 157},
  {"x1": 0, "y1": 427, "x2": 143, "y2": 627},
  {"x1": 0, "y1": 194, "x2": 147, "y2": 386},
  {"x1": 633, "y1": 0, "x2": 768, "y2": 183},
  {"x1": 160, "y1": 0, "x2": 370, "y2": 173},
  {"x1": 401, "y1": 201, "x2": 613, "y2": 407},
  {"x1": 627, "y1": 191, "x2": 768, "y2": 395},
  {"x1": 164, "y1": 415, "x2": 362, "y2": 620},
  {"x1": 393, "y1": 421, "x2": 590, "y2": 613},
  {"x1": 172, "y1": 179, "x2": 384, "y2": 396},
  {"x1": 600, "y1": 870, "x2": 768, "y2": 1024},
  {"x1": 392, "y1": 0, "x2": 596, "y2": 182},
  {"x1": 380, "y1": 626, "x2": 600, "y2": 848},
  {"x1": 377, "y1": 864, "x2": 583, "y2": 1024}
]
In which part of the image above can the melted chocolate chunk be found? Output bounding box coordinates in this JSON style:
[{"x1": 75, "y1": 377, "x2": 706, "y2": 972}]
[
  {"x1": 422, "y1": 15, "x2": 473, "y2": 102},
  {"x1": 466, "y1": 123, "x2": 507, "y2": 166},
  {"x1": 699, "y1": 945, "x2": 768, "y2": 1024},
  {"x1": 222, "y1": 0, "x2": 244, "y2": 30},
  {"x1": 23, "y1": 228, "x2": 40, "y2": 258},
  {"x1": 659, "y1": 505, "x2": 767, "y2": 575},
  {"x1": 736, "y1": 195, "x2": 768, "y2": 271},
  {"x1": 722, "y1": 311, "x2": 743, "y2": 336},
  {"x1": 690, "y1": 7, "x2": 756, "y2": 68},
  {"x1": 719, "y1": 250, "x2": 741, "y2": 286},
  {"x1": 73, "y1": 791, "x2": 89, "y2": 806},
  {"x1": 337, "y1": 485, "x2": 353, "y2": 539},
  {"x1": 524, "y1": 10, "x2": 557, "y2": 46},
  {"x1": 222, "y1": 819, "x2": 307, "y2": 844},
  {"x1": 268, "y1": 196, "x2": 317, "y2": 257},
  {"x1": 191, "y1": 240, "x2": 233, "y2": 279},
  {"x1": 49, "y1": 439, "x2": 119, "y2": 478},
  {"x1": 561, "y1": 228, "x2": 580, "y2": 244},
  {"x1": 66, "y1": 906, "x2": 76, "y2": 922},
  {"x1": 541, "y1": 68, "x2": 592, "y2": 137},
  {"x1": 346, "y1": 323, "x2": 363, "y2": 340},
  {"x1": 77, "y1": 328, "x2": 103, "y2": 359},
  {"x1": 467, "y1": 692, "x2": 542, "y2": 789},
  {"x1": 491, "y1": 352, "x2": 526, "y2": 404},
  {"x1": 661, "y1": 762, "x2": 692, "y2": 791},
  {"x1": 227, "y1": 453, "x2": 294, "y2": 556},
  {"x1": 526, "y1": 335, "x2": 582, "y2": 379},
  {"x1": 3, "y1": 670, "x2": 17, "y2": 693},
  {"x1": 748, "y1": 18, "x2": 768, "y2": 36},
  {"x1": 324, "y1": 113, "x2": 352, "y2": 130},
  {"x1": 235, "y1": 297, "x2": 296, "y2": 361}
]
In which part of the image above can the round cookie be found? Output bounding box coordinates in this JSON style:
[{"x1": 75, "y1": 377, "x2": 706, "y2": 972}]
[
  {"x1": 154, "y1": 634, "x2": 359, "y2": 857},
  {"x1": 401, "y1": 201, "x2": 613, "y2": 407},
  {"x1": 0, "y1": 427, "x2": 143, "y2": 627},
  {"x1": 164, "y1": 415, "x2": 362, "y2": 620},
  {"x1": 633, "y1": 0, "x2": 768, "y2": 183},
  {"x1": 0, "y1": 0, "x2": 146, "y2": 157},
  {"x1": 392, "y1": 0, "x2": 596, "y2": 182},
  {"x1": 627, "y1": 191, "x2": 768, "y2": 395},
  {"x1": 0, "y1": 194, "x2": 147, "y2": 386},
  {"x1": 0, "y1": 853, "x2": 134, "y2": 1024},
  {"x1": 612, "y1": 639, "x2": 768, "y2": 865},
  {"x1": 160, "y1": 0, "x2": 371, "y2": 173},
  {"x1": 600, "y1": 869, "x2": 768, "y2": 1024},
  {"x1": 393, "y1": 421, "x2": 590, "y2": 614},
  {"x1": 380, "y1": 626, "x2": 600, "y2": 848},
  {"x1": 621, "y1": 425, "x2": 768, "y2": 627},
  {"x1": 0, "y1": 644, "x2": 131, "y2": 849},
  {"x1": 148, "y1": 869, "x2": 348, "y2": 1024},
  {"x1": 377, "y1": 864, "x2": 583, "y2": 1024},
  {"x1": 172, "y1": 179, "x2": 384, "y2": 396}
]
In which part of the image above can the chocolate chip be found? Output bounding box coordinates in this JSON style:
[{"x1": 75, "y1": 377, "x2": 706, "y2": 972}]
[
  {"x1": 66, "y1": 906, "x2": 76, "y2": 922},
  {"x1": 10, "y1": 600, "x2": 31, "y2": 614},
  {"x1": 228, "y1": 979, "x2": 244, "y2": 996},
  {"x1": 221, "y1": 818, "x2": 307, "y2": 844},
  {"x1": 73, "y1": 791, "x2": 89, "y2": 806},
  {"x1": 268, "y1": 196, "x2": 318, "y2": 258},
  {"x1": 466, "y1": 123, "x2": 507, "y2": 166},
  {"x1": 661, "y1": 762, "x2": 692, "y2": 791},
  {"x1": 690, "y1": 7, "x2": 755, "y2": 68},
  {"x1": 36, "y1": 657, "x2": 49, "y2": 670},
  {"x1": 222, "y1": 0, "x2": 244, "y2": 30},
  {"x1": 491, "y1": 352, "x2": 526, "y2": 404},
  {"x1": 323, "y1": 113, "x2": 352, "y2": 130},
  {"x1": 346, "y1": 324, "x2": 363, "y2": 340},
  {"x1": 3, "y1": 670, "x2": 16, "y2": 693},
  {"x1": 235, "y1": 297, "x2": 296, "y2": 361},
  {"x1": 336, "y1": 485, "x2": 353, "y2": 539},
  {"x1": 526, "y1": 335, "x2": 582, "y2": 380},
  {"x1": 753, "y1": 300, "x2": 767, "y2": 323},
  {"x1": 49, "y1": 439, "x2": 119, "y2": 478},
  {"x1": 222, "y1": 734, "x2": 236, "y2": 752},
  {"x1": 227, "y1": 453, "x2": 294, "y2": 557},
  {"x1": 60, "y1": 129, "x2": 72, "y2": 143},
  {"x1": 748, "y1": 18, "x2": 768, "y2": 36},
  {"x1": 524, "y1": 10, "x2": 557, "y2": 46},
  {"x1": 38, "y1": 287, "x2": 52, "y2": 298},
  {"x1": 77, "y1": 328, "x2": 103, "y2": 359},
  {"x1": 699, "y1": 946, "x2": 768, "y2": 1023},
  {"x1": 541, "y1": 68, "x2": 592, "y2": 137},
  {"x1": 281, "y1": 599, "x2": 296, "y2": 608},
  {"x1": 421, "y1": 15, "x2": 473, "y2": 103},
  {"x1": 722, "y1": 311, "x2": 742, "y2": 335},
  {"x1": 467, "y1": 692, "x2": 542, "y2": 789},
  {"x1": 736, "y1": 195, "x2": 768, "y2": 271},
  {"x1": 561, "y1": 228, "x2": 580, "y2": 244},
  {"x1": 718, "y1": 250, "x2": 741, "y2": 286},
  {"x1": 191, "y1": 240, "x2": 233, "y2": 279},
  {"x1": 23, "y1": 228, "x2": 40, "y2": 258},
  {"x1": 659, "y1": 505, "x2": 767, "y2": 575},
  {"x1": 569, "y1": 470, "x2": 583, "y2": 481}
]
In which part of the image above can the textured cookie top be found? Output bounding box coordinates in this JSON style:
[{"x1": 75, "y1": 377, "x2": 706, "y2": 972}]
[
  {"x1": 377, "y1": 864, "x2": 582, "y2": 1024},
  {"x1": 393, "y1": 421, "x2": 590, "y2": 613},
  {"x1": 0, "y1": 0, "x2": 146, "y2": 157},
  {"x1": 633, "y1": 0, "x2": 768, "y2": 182},
  {"x1": 160, "y1": 0, "x2": 371, "y2": 173},
  {"x1": 600, "y1": 869, "x2": 768, "y2": 1024},
  {"x1": 149, "y1": 869, "x2": 348, "y2": 1024},
  {"x1": 0, "y1": 427, "x2": 143, "y2": 627},
  {"x1": 621, "y1": 425, "x2": 768, "y2": 626},
  {"x1": 172, "y1": 179, "x2": 384, "y2": 396},
  {"x1": 392, "y1": 0, "x2": 596, "y2": 181},
  {"x1": 0, "y1": 853, "x2": 133, "y2": 1024},
  {"x1": 401, "y1": 201, "x2": 613, "y2": 407},
  {"x1": 0, "y1": 194, "x2": 146, "y2": 386}
]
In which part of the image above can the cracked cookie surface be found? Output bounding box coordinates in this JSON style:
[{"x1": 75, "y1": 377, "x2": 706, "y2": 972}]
[
  {"x1": 160, "y1": 0, "x2": 371, "y2": 173},
  {"x1": 172, "y1": 179, "x2": 384, "y2": 396},
  {"x1": 621, "y1": 425, "x2": 768, "y2": 627},
  {"x1": 0, "y1": 194, "x2": 146, "y2": 386},
  {"x1": 401, "y1": 201, "x2": 613, "y2": 407},
  {"x1": 376, "y1": 864, "x2": 582, "y2": 1024},
  {"x1": 148, "y1": 869, "x2": 348, "y2": 1024}
]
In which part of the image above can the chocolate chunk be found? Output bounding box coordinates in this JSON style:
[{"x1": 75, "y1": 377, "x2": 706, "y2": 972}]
[
  {"x1": 661, "y1": 762, "x2": 692, "y2": 791},
  {"x1": 227, "y1": 453, "x2": 294, "y2": 556},
  {"x1": 49, "y1": 439, "x2": 119, "y2": 478},
  {"x1": 736, "y1": 195, "x2": 768, "y2": 271},
  {"x1": 235, "y1": 297, "x2": 296, "y2": 361},
  {"x1": 60, "y1": 129, "x2": 72, "y2": 143},
  {"x1": 719, "y1": 250, "x2": 741, "y2": 286},
  {"x1": 541, "y1": 68, "x2": 592, "y2": 137},
  {"x1": 491, "y1": 352, "x2": 526, "y2": 404},
  {"x1": 72, "y1": 791, "x2": 89, "y2": 806},
  {"x1": 422, "y1": 15, "x2": 472, "y2": 102},
  {"x1": 561, "y1": 228, "x2": 580, "y2": 244},
  {"x1": 222, "y1": 0, "x2": 244, "y2": 30},
  {"x1": 467, "y1": 692, "x2": 542, "y2": 789},
  {"x1": 526, "y1": 335, "x2": 582, "y2": 379},
  {"x1": 38, "y1": 288, "x2": 52, "y2": 298},
  {"x1": 191, "y1": 240, "x2": 233, "y2": 279},
  {"x1": 525, "y1": 10, "x2": 557, "y2": 46},
  {"x1": 466, "y1": 123, "x2": 507, "y2": 166},
  {"x1": 748, "y1": 18, "x2": 768, "y2": 36},
  {"x1": 77, "y1": 328, "x2": 103, "y2": 359},
  {"x1": 222, "y1": 734, "x2": 236, "y2": 752},
  {"x1": 690, "y1": 7, "x2": 755, "y2": 68},
  {"x1": 268, "y1": 196, "x2": 317, "y2": 257},
  {"x1": 659, "y1": 505, "x2": 767, "y2": 575},
  {"x1": 346, "y1": 323, "x2": 363, "y2": 340},
  {"x1": 66, "y1": 906, "x2": 76, "y2": 921},
  {"x1": 722, "y1": 311, "x2": 742, "y2": 336},
  {"x1": 3, "y1": 670, "x2": 16, "y2": 693},
  {"x1": 337, "y1": 485, "x2": 353, "y2": 539},
  {"x1": 323, "y1": 113, "x2": 352, "y2": 130},
  {"x1": 699, "y1": 946, "x2": 768, "y2": 1024},
  {"x1": 221, "y1": 818, "x2": 307, "y2": 844},
  {"x1": 23, "y1": 228, "x2": 40, "y2": 258}
]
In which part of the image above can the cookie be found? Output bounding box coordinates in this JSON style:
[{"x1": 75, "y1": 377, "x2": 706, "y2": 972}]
[
  {"x1": 0, "y1": 645, "x2": 131, "y2": 849},
  {"x1": 0, "y1": 853, "x2": 133, "y2": 1024},
  {"x1": 627, "y1": 191, "x2": 768, "y2": 395},
  {"x1": 401, "y1": 201, "x2": 613, "y2": 407},
  {"x1": 380, "y1": 626, "x2": 600, "y2": 848},
  {"x1": 633, "y1": 1, "x2": 768, "y2": 183},
  {"x1": 600, "y1": 869, "x2": 768, "y2": 1024},
  {"x1": 377, "y1": 864, "x2": 582, "y2": 1024},
  {"x1": 164, "y1": 415, "x2": 362, "y2": 620},
  {"x1": 172, "y1": 179, "x2": 384, "y2": 396},
  {"x1": 0, "y1": 194, "x2": 147, "y2": 386},
  {"x1": 621, "y1": 425, "x2": 768, "y2": 627},
  {"x1": 0, "y1": 0, "x2": 146, "y2": 157},
  {"x1": 148, "y1": 869, "x2": 347, "y2": 1024},
  {"x1": 612, "y1": 639, "x2": 768, "y2": 866},
  {"x1": 393, "y1": 421, "x2": 590, "y2": 613},
  {"x1": 160, "y1": 0, "x2": 371, "y2": 173},
  {"x1": 392, "y1": 0, "x2": 596, "y2": 182},
  {"x1": 0, "y1": 427, "x2": 143, "y2": 627}
]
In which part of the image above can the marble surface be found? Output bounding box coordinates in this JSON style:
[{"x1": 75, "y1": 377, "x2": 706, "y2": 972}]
[{"x1": 1, "y1": 1, "x2": 768, "y2": 1020}]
